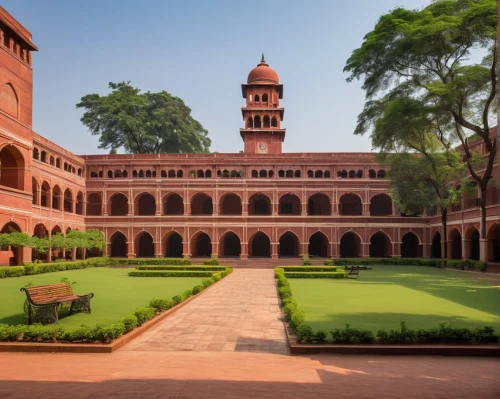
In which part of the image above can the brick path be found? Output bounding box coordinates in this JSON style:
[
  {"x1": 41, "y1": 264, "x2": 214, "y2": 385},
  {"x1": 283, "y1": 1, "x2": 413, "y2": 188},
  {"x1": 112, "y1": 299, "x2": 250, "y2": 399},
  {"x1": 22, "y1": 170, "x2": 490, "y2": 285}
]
[{"x1": 122, "y1": 269, "x2": 288, "y2": 354}]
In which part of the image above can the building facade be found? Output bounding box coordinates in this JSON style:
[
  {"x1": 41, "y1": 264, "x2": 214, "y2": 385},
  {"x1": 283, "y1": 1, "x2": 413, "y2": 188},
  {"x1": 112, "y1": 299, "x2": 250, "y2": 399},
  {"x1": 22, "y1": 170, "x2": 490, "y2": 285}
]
[{"x1": 0, "y1": 8, "x2": 499, "y2": 267}]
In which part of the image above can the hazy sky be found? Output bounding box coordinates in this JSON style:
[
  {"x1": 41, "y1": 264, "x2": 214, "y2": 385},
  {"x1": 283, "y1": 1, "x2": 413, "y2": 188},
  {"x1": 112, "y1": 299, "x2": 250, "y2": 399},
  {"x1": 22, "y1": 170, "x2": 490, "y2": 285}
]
[{"x1": 6, "y1": 0, "x2": 432, "y2": 155}]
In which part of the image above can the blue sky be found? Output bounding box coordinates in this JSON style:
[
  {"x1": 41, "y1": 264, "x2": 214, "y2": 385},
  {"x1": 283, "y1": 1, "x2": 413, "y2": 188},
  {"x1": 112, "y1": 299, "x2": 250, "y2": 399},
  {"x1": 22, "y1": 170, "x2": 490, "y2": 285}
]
[{"x1": 6, "y1": 0, "x2": 431, "y2": 155}]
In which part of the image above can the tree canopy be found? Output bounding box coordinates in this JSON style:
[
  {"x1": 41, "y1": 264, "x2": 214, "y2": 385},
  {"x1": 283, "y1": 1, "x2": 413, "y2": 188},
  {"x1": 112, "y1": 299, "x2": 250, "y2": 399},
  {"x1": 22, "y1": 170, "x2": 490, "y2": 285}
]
[
  {"x1": 76, "y1": 82, "x2": 211, "y2": 154},
  {"x1": 344, "y1": 0, "x2": 497, "y2": 244}
]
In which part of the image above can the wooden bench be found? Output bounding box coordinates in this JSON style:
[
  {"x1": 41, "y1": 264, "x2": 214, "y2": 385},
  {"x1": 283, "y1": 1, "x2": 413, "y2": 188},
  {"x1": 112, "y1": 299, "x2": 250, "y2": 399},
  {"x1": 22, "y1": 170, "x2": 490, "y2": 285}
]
[
  {"x1": 20, "y1": 283, "x2": 94, "y2": 325},
  {"x1": 346, "y1": 266, "x2": 360, "y2": 279}
]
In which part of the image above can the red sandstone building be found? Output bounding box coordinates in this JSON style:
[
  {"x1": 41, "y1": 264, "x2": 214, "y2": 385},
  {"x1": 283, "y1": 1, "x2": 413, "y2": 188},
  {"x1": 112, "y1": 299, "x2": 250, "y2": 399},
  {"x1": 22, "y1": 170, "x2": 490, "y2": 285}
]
[{"x1": 0, "y1": 8, "x2": 499, "y2": 267}]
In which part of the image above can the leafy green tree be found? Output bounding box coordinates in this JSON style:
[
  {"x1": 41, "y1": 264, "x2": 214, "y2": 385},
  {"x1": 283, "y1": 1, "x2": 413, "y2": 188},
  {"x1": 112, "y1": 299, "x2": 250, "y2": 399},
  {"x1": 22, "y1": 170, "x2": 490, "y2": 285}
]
[
  {"x1": 76, "y1": 82, "x2": 211, "y2": 154},
  {"x1": 65, "y1": 229, "x2": 106, "y2": 260},
  {"x1": 344, "y1": 0, "x2": 497, "y2": 258},
  {"x1": 385, "y1": 148, "x2": 468, "y2": 265},
  {"x1": 50, "y1": 233, "x2": 66, "y2": 250},
  {"x1": 0, "y1": 232, "x2": 31, "y2": 249},
  {"x1": 29, "y1": 236, "x2": 50, "y2": 260}
]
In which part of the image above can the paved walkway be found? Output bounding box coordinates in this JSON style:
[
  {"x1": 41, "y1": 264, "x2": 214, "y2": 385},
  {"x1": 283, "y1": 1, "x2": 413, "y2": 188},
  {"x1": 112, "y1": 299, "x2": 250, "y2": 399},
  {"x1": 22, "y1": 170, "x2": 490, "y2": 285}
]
[
  {"x1": 122, "y1": 269, "x2": 288, "y2": 354},
  {"x1": 0, "y1": 352, "x2": 498, "y2": 398}
]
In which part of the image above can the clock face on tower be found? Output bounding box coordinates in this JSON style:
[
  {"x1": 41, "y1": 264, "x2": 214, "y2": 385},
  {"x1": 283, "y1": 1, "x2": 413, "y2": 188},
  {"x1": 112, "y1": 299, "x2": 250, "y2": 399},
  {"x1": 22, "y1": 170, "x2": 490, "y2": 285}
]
[{"x1": 258, "y1": 143, "x2": 268, "y2": 153}]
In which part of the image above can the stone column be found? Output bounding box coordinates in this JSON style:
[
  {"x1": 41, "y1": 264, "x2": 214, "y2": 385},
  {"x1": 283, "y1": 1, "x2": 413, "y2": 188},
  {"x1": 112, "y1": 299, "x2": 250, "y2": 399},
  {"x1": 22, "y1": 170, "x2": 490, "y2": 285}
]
[
  {"x1": 242, "y1": 202, "x2": 248, "y2": 216},
  {"x1": 240, "y1": 242, "x2": 248, "y2": 259},
  {"x1": 182, "y1": 240, "x2": 189, "y2": 257},
  {"x1": 300, "y1": 241, "x2": 307, "y2": 257},
  {"x1": 301, "y1": 202, "x2": 307, "y2": 216},
  {"x1": 271, "y1": 241, "x2": 278, "y2": 259},
  {"x1": 479, "y1": 239, "x2": 487, "y2": 262},
  {"x1": 127, "y1": 241, "x2": 135, "y2": 258},
  {"x1": 154, "y1": 241, "x2": 162, "y2": 258},
  {"x1": 462, "y1": 239, "x2": 469, "y2": 260},
  {"x1": 71, "y1": 248, "x2": 76, "y2": 261},
  {"x1": 392, "y1": 242, "x2": 401, "y2": 257},
  {"x1": 363, "y1": 202, "x2": 370, "y2": 216}
]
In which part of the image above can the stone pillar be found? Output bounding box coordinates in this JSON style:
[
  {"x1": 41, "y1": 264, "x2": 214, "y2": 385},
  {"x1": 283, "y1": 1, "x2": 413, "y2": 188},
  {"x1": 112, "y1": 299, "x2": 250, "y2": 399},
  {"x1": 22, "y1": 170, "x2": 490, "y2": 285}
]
[
  {"x1": 271, "y1": 241, "x2": 278, "y2": 259},
  {"x1": 301, "y1": 202, "x2": 307, "y2": 216},
  {"x1": 422, "y1": 242, "x2": 430, "y2": 258},
  {"x1": 154, "y1": 241, "x2": 162, "y2": 258},
  {"x1": 182, "y1": 240, "x2": 189, "y2": 257},
  {"x1": 361, "y1": 243, "x2": 369, "y2": 257},
  {"x1": 300, "y1": 242, "x2": 307, "y2": 257},
  {"x1": 240, "y1": 242, "x2": 248, "y2": 259},
  {"x1": 71, "y1": 248, "x2": 76, "y2": 261},
  {"x1": 479, "y1": 239, "x2": 487, "y2": 262},
  {"x1": 363, "y1": 202, "x2": 370, "y2": 216},
  {"x1": 272, "y1": 202, "x2": 278, "y2": 216},
  {"x1": 242, "y1": 202, "x2": 248, "y2": 216},
  {"x1": 392, "y1": 242, "x2": 401, "y2": 257},
  {"x1": 462, "y1": 239, "x2": 469, "y2": 260},
  {"x1": 22, "y1": 246, "x2": 32, "y2": 265},
  {"x1": 213, "y1": 241, "x2": 219, "y2": 257},
  {"x1": 185, "y1": 202, "x2": 191, "y2": 216},
  {"x1": 127, "y1": 241, "x2": 135, "y2": 258}
]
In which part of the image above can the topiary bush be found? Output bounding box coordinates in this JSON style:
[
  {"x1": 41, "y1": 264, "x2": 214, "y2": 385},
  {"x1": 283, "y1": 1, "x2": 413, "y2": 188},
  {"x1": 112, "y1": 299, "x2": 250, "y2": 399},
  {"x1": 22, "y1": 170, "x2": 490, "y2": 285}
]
[
  {"x1": 301, "y1": 255, "x2": 312, "y2": 266},
  {"x1": 133, "y1": 307, "x2": 156, "y2": 326}
]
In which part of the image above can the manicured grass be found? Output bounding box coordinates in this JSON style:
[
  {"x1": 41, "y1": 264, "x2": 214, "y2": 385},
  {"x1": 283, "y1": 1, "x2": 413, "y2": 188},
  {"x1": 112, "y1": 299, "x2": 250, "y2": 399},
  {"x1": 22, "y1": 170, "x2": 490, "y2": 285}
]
[
  {"x1": 0, "y1": 268, "x2": 204, "y2": 329},
  {"x1": 288, "y1": 266, "x2": 500, "y2": 333}
]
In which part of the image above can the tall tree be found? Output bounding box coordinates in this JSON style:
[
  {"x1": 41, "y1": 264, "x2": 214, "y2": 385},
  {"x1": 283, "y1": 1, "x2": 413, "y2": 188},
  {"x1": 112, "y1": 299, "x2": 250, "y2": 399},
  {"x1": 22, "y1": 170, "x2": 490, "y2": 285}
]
[
  {"x1": 76, "y1": 82, "x2": 211, "y2": 154},
  {"x1": 344, "y1": 0, "x2": 497, "y2": 260}
]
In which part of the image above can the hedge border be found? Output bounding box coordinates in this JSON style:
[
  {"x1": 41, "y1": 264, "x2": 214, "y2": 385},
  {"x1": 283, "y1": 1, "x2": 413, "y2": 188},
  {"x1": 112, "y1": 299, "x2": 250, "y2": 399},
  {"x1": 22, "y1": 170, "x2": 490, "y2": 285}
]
[
  {"x1": 323, "y1": 258, "x2": 487, "y2": 271},
  {"x1": 0, "y1": 268, "x2": 233, "y2": 348},
  {"x1": 275, "y1": 267, "x2": 498, "y2": 346},
  {"x1": 0, "y1": 257, "x2": 109, "y2": 278},
  {"x1": 136, "y1": 265, "x2": 227, "y2": 271},
  {"x1": 108, "y1": 258, "x2": 191, "y2": 266}
]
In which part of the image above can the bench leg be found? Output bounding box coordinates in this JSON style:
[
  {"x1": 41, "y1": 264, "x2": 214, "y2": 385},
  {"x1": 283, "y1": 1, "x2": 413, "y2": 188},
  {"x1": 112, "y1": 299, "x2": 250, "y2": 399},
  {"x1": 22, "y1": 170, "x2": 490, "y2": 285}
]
[{"x1": 32, "y1": 304, "x2": 59, "y2": 325}]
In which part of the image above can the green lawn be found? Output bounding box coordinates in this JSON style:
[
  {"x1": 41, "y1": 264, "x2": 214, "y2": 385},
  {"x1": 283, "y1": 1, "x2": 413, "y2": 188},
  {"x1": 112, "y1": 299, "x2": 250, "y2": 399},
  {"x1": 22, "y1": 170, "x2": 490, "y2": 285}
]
[
  {"x1": 0, "y1": 268, "x2": 204, "y2": 329},
  {"x1": 288, "y1": 266, "x2": 500, "y2": 333}
]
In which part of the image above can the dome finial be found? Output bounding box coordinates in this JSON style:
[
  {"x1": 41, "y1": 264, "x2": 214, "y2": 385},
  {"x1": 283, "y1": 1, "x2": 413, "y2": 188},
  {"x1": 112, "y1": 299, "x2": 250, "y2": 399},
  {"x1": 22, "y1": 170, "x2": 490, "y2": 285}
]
[{"x1": 261, "y1": 53, "x2": 266, "y2": 64}]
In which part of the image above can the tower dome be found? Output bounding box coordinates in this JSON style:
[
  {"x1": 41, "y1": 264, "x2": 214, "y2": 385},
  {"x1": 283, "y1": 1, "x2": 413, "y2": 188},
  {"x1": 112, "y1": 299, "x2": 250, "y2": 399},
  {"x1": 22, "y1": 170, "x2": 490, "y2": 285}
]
[{"x1": 247, "y1": 54, "x2": 279, "y2": 84}]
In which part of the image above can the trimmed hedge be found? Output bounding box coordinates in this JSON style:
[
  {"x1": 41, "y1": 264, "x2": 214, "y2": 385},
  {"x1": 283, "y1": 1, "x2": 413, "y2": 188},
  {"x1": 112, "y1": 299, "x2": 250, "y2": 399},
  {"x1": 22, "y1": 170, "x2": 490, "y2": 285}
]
[
  {"x1": 0, "y1": 258, "x2": 109, "y2": 279},
  {"x1": 136, "y1": 265, "x2": 226, "y2": 271},
  {"x1": 282, "y1": 266, "x2": 342, "y2": 272},
  {"x1": 108, "y1": 258, "x2": 191, "y2": 266},
  {"x1": 284, "y1": 272, "x2": 347, "y2": 279},
  {"x1": 129, "y1": 270, "x2": 215, "y2": 277},
  {"x1": 274, "y1": 267, "x2": 498, "y2": 344},
  {"x1": 0, "y1": 267, "x2": 233, "y2": 344},
  {"x1": 324, "y1": 257, "x2": 487, "y2": 271}
]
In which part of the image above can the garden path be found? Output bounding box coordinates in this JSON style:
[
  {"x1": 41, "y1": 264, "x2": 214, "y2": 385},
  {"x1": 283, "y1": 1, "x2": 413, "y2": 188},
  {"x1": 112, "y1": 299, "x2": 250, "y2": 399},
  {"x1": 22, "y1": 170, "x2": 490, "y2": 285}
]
[{"x1": 122, "y1": 268, "x2": 288, "y2": 353}]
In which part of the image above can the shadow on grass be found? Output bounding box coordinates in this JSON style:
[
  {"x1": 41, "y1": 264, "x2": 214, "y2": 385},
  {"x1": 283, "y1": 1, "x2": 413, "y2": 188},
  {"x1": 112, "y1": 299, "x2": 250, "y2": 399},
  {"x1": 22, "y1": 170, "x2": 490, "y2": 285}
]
[
  {"x1": 306, "y1": 312, "x2": 499, "y2": 334},
  {"x1": 357, "y1": 267, "x2": 500, "y2": 317}
]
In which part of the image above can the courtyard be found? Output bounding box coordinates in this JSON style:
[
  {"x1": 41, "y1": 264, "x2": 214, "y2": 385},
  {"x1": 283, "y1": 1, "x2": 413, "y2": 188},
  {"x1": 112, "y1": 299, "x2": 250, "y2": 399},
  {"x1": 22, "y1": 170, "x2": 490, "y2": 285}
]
[{"x1": 289, "y1": 266, "x2": 500, "y2": 334}]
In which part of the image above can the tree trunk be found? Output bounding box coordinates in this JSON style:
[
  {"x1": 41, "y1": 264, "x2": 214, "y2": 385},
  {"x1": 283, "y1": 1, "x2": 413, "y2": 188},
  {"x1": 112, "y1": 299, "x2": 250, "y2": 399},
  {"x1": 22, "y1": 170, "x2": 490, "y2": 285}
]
[
  {"x1": 480, "y1": 187, "x2": 487, "y2": 239},
  {"x1": 441, "y1": 207, "x2": 448, "y2": 268}
]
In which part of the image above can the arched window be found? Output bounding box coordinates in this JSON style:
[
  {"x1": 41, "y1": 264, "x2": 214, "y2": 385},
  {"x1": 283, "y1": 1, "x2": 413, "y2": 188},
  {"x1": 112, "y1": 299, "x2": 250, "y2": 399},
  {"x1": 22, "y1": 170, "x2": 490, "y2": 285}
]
[
  {"x1": 254, "y1": 94, "x2": 260, "y2": 102},
  {"x1": 337, "y1": 170, "x2": 347, "y2": 178},
  {"x1": 307, "y1": 170, "x2": 314, "y2": 178},
  {"x1": 0, "y1": 145, "x2": 25, "y2": 190},
  {"x1": 278, "y1": 170, "x2": 285, "y2": 178},
  {"x1": 76, "y1": 192, "x2": 83, "y2": 215},
  {"x1": 308, "y1": 193, "x2": 331, "y2": 215},
  {"x1": 109, "y1": 193, "x2": 128, "y2": 216},
  {"x1": 49, "y1": 155, "x2": 54, "y2": 166},
  {"x1": 249, "y1": 193, "x2": 271, "y2": 215},
  {"x1": 1, "y1": 83, "x2": 19, "y2": 118},
  {"x1": 110, "y1": 232, "x2": 127, "y2": 257},
  {"x1": 168, "y1": 170, "x2": 176, "y2": 178},
  {"x1": 285, "y1": 170, "x2": 293, "y2": 178},
  {"x1": 220, "y1": 193, "x2": 242, "y2": 215},
  {"x1": 52, "y1": 185, "x2": 62, "y2": 210},
  {"x1": 263, "y1": 115, "x2": 270, "y2": 128},
  {"x1": 161, "y1": 170, "x2": 167, "y2": 178},
  {"x1": 315, "y1": 170, "x2": 323, "y2": 178},
  {"x1": 259, "y1": 170, "x2": 267, "y2": 178},
  {"x1": 132, "y1": 170, "x2": 138, "y2": 178},
  {"x1": 369, "y1": 169, "x2": 376, "y2": 178},
  {"x1": 98, "y1": 171, "x2": 103, "y2": 178},
  {"x1": 247, "y1": 117, "x2": 253, "y2": 128},
  {"x1": 223, "y1": 170, "x2": 229, "y2": 178},
  {"x1": 63, "y1": 188, "x2": 73, "y2": 212},
  {"x1": 268, "y1": 170, "x2": 274, "y2": 178},
  {"x1": 377, "y1": 170, "x2": 386, "y2": 178},
  {"x1": 145, "y1": 170, "x2": 152, "y2": 178},
  {"x1": 339, "y1": 193, "x2": 362, "y2": 215},
  {"x1": 197, "y1": 170, "x2": 204, "y2": 178},
  {"x1": 87, "y1": 193, "x2": 102, "y2": 216},
  {"x1": 32, "y1": 148, "x2": 39, "y2": 160},
  {"x1": 32, "y1": 177, "x2": 39, "y2": 205},
  {"x1": 279, "y1": 193, "x2": 301, "y2": 215},
  {"x1": 348, "y1": 170, "x2": 356, "y2": 178},
  {"x1": 262, "y1": 93, "x2": 268, "y2": 102},
  {"x1": 108, "y1": 170, "x2": 113, "y2": 178},
  {"x1": 271, "y1": 117, "x2": 278, "y2": 127},
  {"x1": 41, "y1": 151, "x2": 47, "y2": 163},
  {"x1": 324, "y1": 171, "x2": 330, "y2": 178},
  {"x1": 163, "y1": 193, "x2": 184, "y2": 215},
  {"x1": 370, "y1": 194, "x2": 392, "y2": 216},
  {"x1": 40, "y1": 182, "x2": 50, "y2": 207},
  {"x1": 136, "y1": 193, "x2": 156, "y2": 216},
  {"x1": 252, "y1": 170, "x2": 258, "y2": 178},
  {"x1": 294, "y1": 170, "x2": 301, "y2": 178},
  {"x1": 114, "y1": 170, "x2": 122, "y2": 178},
  {"x1": 177, "y1": 170, "x2": 183, "y2": 178},
  {"x1": 56, "y1": 158, "x2": 61, "y2": 168},
  {"x1": 138, "y1": 170, "x2": 144, "y2": 178},
  {"x1": 191, "y1": 193, "x2": 213, "y2": 215},
  {"x1": 254, "y1": 115, "x2": 261, "y2": 128},
  {"x1": 357, "y1": 170, "x2": 363, "y2": 178},
  {"x1": 205, "y1": 170, "x2": 212, "y2": 178}
]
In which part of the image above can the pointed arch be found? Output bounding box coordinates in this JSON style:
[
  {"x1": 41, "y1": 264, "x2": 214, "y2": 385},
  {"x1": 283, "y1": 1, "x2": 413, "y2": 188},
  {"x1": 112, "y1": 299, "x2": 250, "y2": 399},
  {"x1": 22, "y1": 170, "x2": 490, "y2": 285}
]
[
  {"x1": 339, "y1": 193, "x2": 362, "y2": 215},
  {"x1": 40, "y1": 181, "x2": 50, "y2": 207},
  {"x1": 448, "y1": 228, "x2": 462, "y2": 260},
  {"x1": 63, "y1": 188, "x2": 73, "y2": 212},
  {"x1": 465, "y1": 226, "x2": 480, "y2": 261},
  {"x1": 31, "y1": 177, "x2": 39, "y2": 205},
  {"x1": 340, "y1": 231, "x2": 362, "y2": 258},
  {"x1": 249, "y1": 193, "x2": 271, "y2": 215},
  {"x1": 0, "y1": 144, "x2": 25, "y2": 190},
  {"x1": 308, "y1": 231, "x2": 329, "y2": 257},
  {"x1": 135, "y1": 231, "x2": 154, "y2": 257},
  {"x1": 487, "y1": 223, "x2": 500, "y2": 262},
  {"x1": 191, "y1": 193, "x2": 213, "y2": 215},
  {"x1": 370, "y1": 231, "x2": 392, "y2": 258},
  {"x1": 163, "y1": 193, "x2": 184, "y2": 215},
  {"x1": 87, "y1": 193, "x2": 102, "y2": 216},
  {"x1": 109, "y1": 193, "x2": 128, "y2": 216},
  {"x1": 431, "y1": 231, "x2": 442, "y2": 259},
  {"x1": 370, "y1": 193, "x2": 392, "y2": 216},
  {"x1": 401, "y1": 232, "x2": 421, "y2": 258},
  {"x1": 110, "y1": 231, "x2": 127, "y2": 257},
  {"x1": 219, "y1": 231, "x2": 241, "y2": 257},
  {"x1": 279, "y1": 193, "x2": 301, "y2": 215},
  {"x1": 307, "y1": 193, "x2": 331, "y2": 215},
  {"x1": 164, "y1": 231, "x2": 183, "y2": 257},
  {"x1": 191, "y1": 231, "x2": 212, "y2": 257},
  {"x1": 219, "y1": 192, "x2": 242, "y2": 215},
  {"x1": 1, "y1": 82, "x2": 19, "y2": 118},
  {"x1": 135, "y1": 192, "x2": 156, "y2": 216},
  {"x1": 52, "y1": 185, "x2": 62, "y2": 210},
  {"x1": 279, "y1": 231, "x2": 300, "y2": 257},
  {"x1": 249, "y1": 231, "x2": 270, "y2": 257}
]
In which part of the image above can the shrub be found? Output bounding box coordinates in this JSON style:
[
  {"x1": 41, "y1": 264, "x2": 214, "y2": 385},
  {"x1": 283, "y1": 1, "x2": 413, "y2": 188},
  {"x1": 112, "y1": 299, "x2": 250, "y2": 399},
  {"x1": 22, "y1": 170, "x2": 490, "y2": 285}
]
[
  {"x1": 182, "y1": 290, "x2": 193, "y2": 299},
  {"x1": 203, "y1": 258, "x2": 220, "y2": 266},
  {"x1": 282, "y1": 302, "x2": 298, "y2": 321},
  {"x1": 314, "y1": 329, "x2": 328, "y2": 343},
  {"x1": 109, "y1": 258, "x2": 191, "y2": 266},
  {"x1": 289, "y1": 309, "x2": 306, "y2": 330},
  {"x1": 284, "y1": 272, "x2": 347, "y2": 279},
  {"x1": 301, "y1": 255, "x2": 312, "y2": 266},
  {"x1": 0, "y1": 266, "x2": 25, "y2": 278},
  {"x1": 120, "y1": 315, "x2": 139, "y2": 333},
  {"x1": 128, "y1": 271, "x2": 214, "y2": 277},
  {"x1": 22, "y1": 324, "x2": 64, "y2": 342},
  {"x1": 282, "y1": 266, "x2": 340, "y2": 272},
  {"x1": 192, "y1": 284, "x2": 204, "y2": 295},
  {"x1": 133, "y1": 307, "x2": 156, "y2": 326},
  {"x1": 63, "y1": 324, "x2": 95, "y2": 342},
  {"x1": 295, "y1": 323, "x2": 314, "y2": 343},
  {"x1": 136, "y1": 265, "x2": 225, "y2": 271},
  {"x1": 93, "y1": 323, "x2": 125, "y2": 342},
  {"x1": 202, "y1": 278, "x2": 214, "y2": 288},
  {"x1": 149, "y1": 298, "x2": 174, "y2": 312},
  {"x1": 330, "y1": 324, "x2": 374, "y2": 344},
  {"x1": 323, "y1": 259, "x2": 336, "y2": 266},
  {"x1": 172, "y1": 295, "x2": 183, "y2": 305},
  {"x1": 472, "y1": 326, "x2": 499, "y2": 343}
]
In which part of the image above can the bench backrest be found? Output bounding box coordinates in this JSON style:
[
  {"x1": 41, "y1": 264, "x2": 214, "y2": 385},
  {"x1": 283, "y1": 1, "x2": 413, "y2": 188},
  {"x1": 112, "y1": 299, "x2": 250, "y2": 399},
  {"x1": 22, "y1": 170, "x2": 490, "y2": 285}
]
[{"x1": 22, "y1": 283, "x2": 74, "y2": 304}]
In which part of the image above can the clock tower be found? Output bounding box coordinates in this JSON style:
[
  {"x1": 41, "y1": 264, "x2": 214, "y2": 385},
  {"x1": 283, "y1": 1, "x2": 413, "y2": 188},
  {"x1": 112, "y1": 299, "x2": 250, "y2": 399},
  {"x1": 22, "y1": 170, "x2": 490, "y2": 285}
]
[{"x1": 240, "y1": 55, "x2": 285, "y2": 154}]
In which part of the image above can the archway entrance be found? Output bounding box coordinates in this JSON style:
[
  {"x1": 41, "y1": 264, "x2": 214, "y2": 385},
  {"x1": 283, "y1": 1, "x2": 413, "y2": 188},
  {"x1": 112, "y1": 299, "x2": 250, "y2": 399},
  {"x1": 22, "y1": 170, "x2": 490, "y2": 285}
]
[
  {"x1": 110, "y1": 232, "x2": 127, "y2": 257},
  {"x1": 449, "y1": 229, "x2": 462, "y2": 260},
  {"x1": 401, "y1": 232, "x2": 421, "y2": 258},
  {"x1": 487, "y1": 224, "x2": 500, "y2": 262},
  {"x1": 0, "y1": 222, "x2": 22, "y2": 265},
  {"x1": 191, "y1": 194, "x2": 213, "y2": 215},
  {"x1": 192, "y1": 232, "x2": 212, "y2": 256},
  {"x1": 220, "y1": 232, "x2": 241, "y2": 257},
  {"x1": 431, "y1": 232, "x2": 442, "y2": 258},
  {"x1": 220, "y1": 194, "x2": 242, "y2": 215},
  {"x1": 163, "y1": 194, "x2": 184, "y2": 215},
  {"x1": 165, "y1": 232, "x2": 183, "y2": 257},
  {"x1": 279, "y1": 194, "x2": 301, "y2": 215},
  {"x1": 136, "y1": 233, "x2": 154, "y2": 257},
  {"x1": 249, "y1": 232, "x2": 270, "y2": 257},
  {"x1": 369, "y1": 232, "x2": 391, "y2": 257},
  {"x1": 308, "y1": 232, "x2": 328, "y2": 257},
  {"x1": 339, "y1": 194, "x2": 362, "y2": 215},
  {"x1": 109, "y1": 193, "x2": 128, "y2": 216},
  {"x1": 0, "y1": 145, "x2": 25, "y2": 190},
  {"x1": 279, "y1": 232, "x2": 299, "y2": 257},
  {"x1": 469, "y1": 229, "x2": 480, "y2": 261},
  {"x1": 340, "y1": 232, "x2": 361, "y2": 257},
  {"x1": 307, "y1": 194, "x2": 331, "y2": 215},
  {"x1": 248, "y1": 194, "x2": 271, "y2": 215},
  {"x1": 136, "y1": 193, "x2": 156, "y2": 216},
  {"x1": 370, "y1": 194, "x2": 392, "y2": 216}
]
